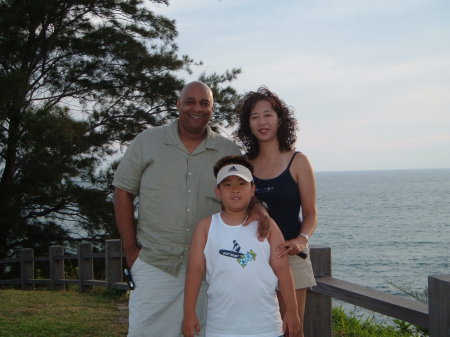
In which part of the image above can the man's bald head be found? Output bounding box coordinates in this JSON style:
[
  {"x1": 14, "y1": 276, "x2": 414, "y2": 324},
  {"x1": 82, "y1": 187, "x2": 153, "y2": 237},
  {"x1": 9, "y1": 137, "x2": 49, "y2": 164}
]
[{"x1": 179, "y1": 81, "x2": 213, "y2": 103}]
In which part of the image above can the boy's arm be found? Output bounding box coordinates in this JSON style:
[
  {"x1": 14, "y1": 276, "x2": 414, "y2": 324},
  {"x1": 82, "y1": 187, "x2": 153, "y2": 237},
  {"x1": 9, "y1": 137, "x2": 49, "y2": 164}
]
[
  {"x1": 182, "y1": 216, "x2": 210, "y2": 337},
  {"x1": 268, "y1": 220, "x2": 300, "y2": 337}
]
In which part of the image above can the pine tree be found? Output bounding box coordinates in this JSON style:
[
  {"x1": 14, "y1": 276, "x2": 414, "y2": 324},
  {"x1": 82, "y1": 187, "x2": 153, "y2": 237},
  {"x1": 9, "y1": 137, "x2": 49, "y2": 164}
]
[{"x1": 0, "y1": 0, "x2": 241, "y2": 261}]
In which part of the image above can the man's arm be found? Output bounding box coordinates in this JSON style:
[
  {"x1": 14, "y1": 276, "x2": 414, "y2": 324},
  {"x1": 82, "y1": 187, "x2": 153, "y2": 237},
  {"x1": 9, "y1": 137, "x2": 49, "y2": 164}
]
[
  {"x1": 113, "y1": 187, "x2": 140, "y2": 268},
  {"x1": 269, "y1": 220, "x2": 300, "y2": 337},
  {"x1": 182, "y1": 217, "x2": 209, "y2": 337}
]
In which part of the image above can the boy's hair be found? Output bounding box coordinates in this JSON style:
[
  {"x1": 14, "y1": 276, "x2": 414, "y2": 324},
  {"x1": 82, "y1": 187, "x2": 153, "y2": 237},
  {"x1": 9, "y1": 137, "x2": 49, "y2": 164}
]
[{"x1": 213, "y1": 155, "x2": 254, "y2": 179}]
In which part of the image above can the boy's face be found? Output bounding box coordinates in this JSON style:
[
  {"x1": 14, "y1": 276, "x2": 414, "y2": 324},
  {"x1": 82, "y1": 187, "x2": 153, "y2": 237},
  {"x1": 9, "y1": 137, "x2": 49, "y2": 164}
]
[{"x1": 215, "y1": 175, "x2": 255, "y2": 212}]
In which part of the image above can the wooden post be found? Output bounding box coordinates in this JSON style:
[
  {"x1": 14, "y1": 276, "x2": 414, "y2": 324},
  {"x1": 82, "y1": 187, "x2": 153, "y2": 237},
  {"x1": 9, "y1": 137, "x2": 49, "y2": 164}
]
[
  {"x1": 78, "y1": 242, "x2": 94, "y2": 293},
  {"x1": 105, "y1": 239, "x2": 122, "y2": 288},
  {"x1": 304, "y1": 245, "x2": 332, "y2": 337},
  {"x1": 20, "y1": 248, "x2": 34, "y2": 290},
  {"x1": 49, "y1": 246, "x2": 65, "y2": 291},
  {"x1": 428, "y1": 274, "x2": 450, "y2": 337}
]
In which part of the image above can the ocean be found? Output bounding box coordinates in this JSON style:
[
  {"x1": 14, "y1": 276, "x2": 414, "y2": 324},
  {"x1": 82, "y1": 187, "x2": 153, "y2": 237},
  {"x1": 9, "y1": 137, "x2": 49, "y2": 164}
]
[{"x1": 313, "y1": 168, "x2": 450, "y2": 303}]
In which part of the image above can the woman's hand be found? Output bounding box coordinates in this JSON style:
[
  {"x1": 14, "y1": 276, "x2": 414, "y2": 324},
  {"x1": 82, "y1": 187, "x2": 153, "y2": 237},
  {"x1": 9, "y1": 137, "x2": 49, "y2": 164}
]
[
  {"x1": 244, "y1": 200, "x2": 270, "y2": 241},
  {"x1": 276, "y1": 236, "x2": 308, "y2": 258}
]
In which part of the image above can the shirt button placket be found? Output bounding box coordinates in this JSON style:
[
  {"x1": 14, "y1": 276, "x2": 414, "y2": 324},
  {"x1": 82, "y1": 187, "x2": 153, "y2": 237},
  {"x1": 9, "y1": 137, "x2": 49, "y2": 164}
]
[{"x1": 186, "y1": 156, "x2": 193, "y2": 238}]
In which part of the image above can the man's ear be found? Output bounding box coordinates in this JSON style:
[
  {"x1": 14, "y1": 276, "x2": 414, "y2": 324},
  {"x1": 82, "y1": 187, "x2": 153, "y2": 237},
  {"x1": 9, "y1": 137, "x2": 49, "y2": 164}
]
[
  {"x1": 176, "y1": 99, "x2": 180, "y2": 109},
  {"x1": 215, "y1": 186, "x2": 221, "y2": 200},
  {"x1": 251, "y1": 183, "x2": 256, "y2": 196}
]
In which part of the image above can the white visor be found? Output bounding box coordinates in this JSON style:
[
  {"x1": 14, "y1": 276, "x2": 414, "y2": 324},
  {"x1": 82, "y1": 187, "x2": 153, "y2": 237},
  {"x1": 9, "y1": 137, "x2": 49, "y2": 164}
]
[{"x1": 216, "y1": 164, "x2": 253, "y2": 185}]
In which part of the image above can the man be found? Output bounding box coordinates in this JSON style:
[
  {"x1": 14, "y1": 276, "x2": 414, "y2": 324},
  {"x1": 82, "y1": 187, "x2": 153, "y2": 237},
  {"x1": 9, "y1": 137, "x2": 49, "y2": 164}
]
[{"x1": 113, "y1": 81, "x2": 252, "y2": 337}]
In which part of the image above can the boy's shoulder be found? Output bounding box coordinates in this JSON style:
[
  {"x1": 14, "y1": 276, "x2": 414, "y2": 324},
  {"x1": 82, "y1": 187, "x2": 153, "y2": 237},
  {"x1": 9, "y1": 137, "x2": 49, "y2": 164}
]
[
  {"x1": 196, "y1": 214, "x2": 213, "y2": 231},
  {"x1": 191, "y1": 215, "x2": 213, "y2": 245},
  {"x1": 267, "y1": 218, "x2": 284, "y2": 244},
  {"x1": 199, "y1": 214, "x2": 213, "y2": 224}
]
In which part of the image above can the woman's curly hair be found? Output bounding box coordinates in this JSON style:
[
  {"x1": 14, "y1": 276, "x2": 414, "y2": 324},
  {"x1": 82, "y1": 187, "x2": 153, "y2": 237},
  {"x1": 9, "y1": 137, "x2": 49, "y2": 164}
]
[{"x1": 235, "y1": 87, "x2": 298, "y2": 159}]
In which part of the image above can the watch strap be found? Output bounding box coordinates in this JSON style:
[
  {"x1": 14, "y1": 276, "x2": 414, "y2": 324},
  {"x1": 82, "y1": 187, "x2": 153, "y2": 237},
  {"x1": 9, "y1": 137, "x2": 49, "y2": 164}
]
[{"x1": 299, "y1": 233, "x2": 309, "y2": 241}]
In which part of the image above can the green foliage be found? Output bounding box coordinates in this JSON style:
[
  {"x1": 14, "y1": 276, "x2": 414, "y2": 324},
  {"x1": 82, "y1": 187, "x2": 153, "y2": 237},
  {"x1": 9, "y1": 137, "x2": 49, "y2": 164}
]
[
  {"x1": 332, "y1": 306, "x2": 426, "y2": 337},
  {"x1": 64, "y1": 260, "x2": 79, "y2": 280},
  {"x1": 200, "y1": 69, "x2": 242, "y2": 132},
  {"x1": 393, "y1": 319, "x2": 428, "y2": 337},
  {"x1": 0, "y1": 0, "x2": 241, "y2": 262},
  {"x1": 386, "y1": 281, "x2": 429, "y2": 336},
  {"x1": 386, "y1": 280, "x2": 429, "y2": 304},
  {"x1": 91, "y1": 286, "x2": 128, "y2": 300}
]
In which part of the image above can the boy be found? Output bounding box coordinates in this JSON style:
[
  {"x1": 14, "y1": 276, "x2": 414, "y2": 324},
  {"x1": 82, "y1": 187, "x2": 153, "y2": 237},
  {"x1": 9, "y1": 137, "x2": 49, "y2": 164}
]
[{"x1": 182, "y1": 156, "x2": 300, "y2": 337}]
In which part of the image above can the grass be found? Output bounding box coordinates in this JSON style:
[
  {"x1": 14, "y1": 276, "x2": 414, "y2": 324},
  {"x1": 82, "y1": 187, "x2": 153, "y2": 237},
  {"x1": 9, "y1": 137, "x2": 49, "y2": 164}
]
[
  {"x1": 0, "y1": 288, "x2": 427, "y2": 337},
  {"x1": 0, "y1": 287, "x2": 128, "y2": 337}
]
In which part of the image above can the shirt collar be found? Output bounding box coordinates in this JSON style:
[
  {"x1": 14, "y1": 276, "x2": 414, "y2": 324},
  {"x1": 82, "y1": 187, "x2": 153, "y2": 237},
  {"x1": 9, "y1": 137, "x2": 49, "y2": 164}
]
[{"x1": 163, "y1": 119, "x2": 220, "y2": 151}]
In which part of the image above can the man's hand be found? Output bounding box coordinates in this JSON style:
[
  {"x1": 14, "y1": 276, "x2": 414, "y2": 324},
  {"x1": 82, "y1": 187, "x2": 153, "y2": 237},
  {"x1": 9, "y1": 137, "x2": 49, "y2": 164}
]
[
  {"x1": 245, "y1": 199, "x2": 270, "y2": 240},
  {"x1": 124, "y1": 245, "x2": 141, "y2": 269}
]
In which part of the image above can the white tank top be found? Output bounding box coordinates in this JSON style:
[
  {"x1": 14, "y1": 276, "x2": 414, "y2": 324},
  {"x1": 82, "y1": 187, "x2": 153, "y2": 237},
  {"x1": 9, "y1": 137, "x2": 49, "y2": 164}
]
[{"x1": 204, "y1": 212, "x2": 283, "y2": 337}]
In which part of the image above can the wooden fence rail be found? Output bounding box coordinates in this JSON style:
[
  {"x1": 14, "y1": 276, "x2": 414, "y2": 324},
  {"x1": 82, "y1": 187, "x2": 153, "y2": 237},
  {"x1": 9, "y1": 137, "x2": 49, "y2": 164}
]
[
  {"x1": 304, "y1": 246, "x2": 450, "y2": 337},
  {"x1": 0, "y1": 240, "x2": 448, "y2": 337},
  {"x1": 0, "y1": 240, "x2": 128, "y2": 291}
]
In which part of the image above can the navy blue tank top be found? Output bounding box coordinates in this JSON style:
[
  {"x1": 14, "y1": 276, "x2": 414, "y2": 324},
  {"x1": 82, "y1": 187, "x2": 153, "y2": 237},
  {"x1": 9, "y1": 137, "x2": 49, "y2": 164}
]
[{"x1": 254, "y1": 152, "x2": 301, "y2": 240}]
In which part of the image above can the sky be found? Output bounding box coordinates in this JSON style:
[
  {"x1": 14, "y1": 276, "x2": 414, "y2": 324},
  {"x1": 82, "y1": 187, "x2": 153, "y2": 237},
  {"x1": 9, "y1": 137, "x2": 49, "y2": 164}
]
[{"x1": 154, "y1": 0, "x2": 450, "y2": 172}]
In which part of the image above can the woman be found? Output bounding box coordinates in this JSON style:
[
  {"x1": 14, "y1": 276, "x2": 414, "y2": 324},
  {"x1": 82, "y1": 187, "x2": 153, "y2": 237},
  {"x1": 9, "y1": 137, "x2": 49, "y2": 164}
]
[{"x1": 236, "y1": 87, "x2": 318, "y2": 337}]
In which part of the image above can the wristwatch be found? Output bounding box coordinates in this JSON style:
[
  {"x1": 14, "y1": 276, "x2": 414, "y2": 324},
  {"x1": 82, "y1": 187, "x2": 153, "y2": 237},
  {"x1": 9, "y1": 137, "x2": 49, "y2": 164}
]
[
  {"x1": 260, "y1": 201, "x2": 269, "y2": 210},
  {"x1": 299, "y1": 233, "x2": 309, "y2": 242}
]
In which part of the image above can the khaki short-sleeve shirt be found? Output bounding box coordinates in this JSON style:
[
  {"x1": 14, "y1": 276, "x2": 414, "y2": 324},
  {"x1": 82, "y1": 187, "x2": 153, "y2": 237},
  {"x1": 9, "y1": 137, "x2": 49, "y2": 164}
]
[{"x1": 113, "y1": 120, "x2": 241, "y2": 275}]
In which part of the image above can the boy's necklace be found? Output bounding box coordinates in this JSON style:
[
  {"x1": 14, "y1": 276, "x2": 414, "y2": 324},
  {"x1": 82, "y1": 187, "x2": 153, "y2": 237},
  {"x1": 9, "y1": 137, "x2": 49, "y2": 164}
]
[
  {"x1": 221, "y1": 212, "x2": 248, "y2": 226},
  {"x1": 239, "y1": 215, "x2": 249, "y2": 226}
]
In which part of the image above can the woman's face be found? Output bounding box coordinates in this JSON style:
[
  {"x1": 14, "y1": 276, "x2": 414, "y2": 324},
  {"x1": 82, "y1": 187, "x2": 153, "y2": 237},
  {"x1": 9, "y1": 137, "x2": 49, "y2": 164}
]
[{"x1": 249, "y1": 99, "x2": 280, "y2": 143}]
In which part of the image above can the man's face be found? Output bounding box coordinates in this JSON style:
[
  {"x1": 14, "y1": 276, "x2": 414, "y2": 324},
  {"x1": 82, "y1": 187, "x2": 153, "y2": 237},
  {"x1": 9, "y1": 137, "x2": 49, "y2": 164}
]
[{"x1": 177, "y1": 83, "x2": 214, "y2": 136}]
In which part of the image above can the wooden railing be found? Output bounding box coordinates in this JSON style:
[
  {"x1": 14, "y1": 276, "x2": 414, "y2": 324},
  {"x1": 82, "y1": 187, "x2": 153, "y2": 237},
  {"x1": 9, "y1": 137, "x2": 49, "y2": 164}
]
[
  {"x1": 0, "y1": 241, "x2": 448, "y2": 337},
  {"x1": 0, "y1": 240, "x2": 126, "y2": 291},
  {"x1": 305, "y1": 245, "x2": 448, "y2": 337}
]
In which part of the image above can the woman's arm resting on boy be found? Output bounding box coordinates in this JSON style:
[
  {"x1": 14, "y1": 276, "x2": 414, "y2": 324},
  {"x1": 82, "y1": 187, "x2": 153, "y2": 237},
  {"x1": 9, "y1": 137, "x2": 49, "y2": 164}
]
[{"x1": 245, "y1": 196, "x2": 271, "y2": 240}]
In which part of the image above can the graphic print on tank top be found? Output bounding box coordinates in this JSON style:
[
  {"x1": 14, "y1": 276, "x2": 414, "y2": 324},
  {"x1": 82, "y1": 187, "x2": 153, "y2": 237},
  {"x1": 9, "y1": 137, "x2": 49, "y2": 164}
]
[{"x1": 219, "y1": 239, "x2": 256, "y2": 268}]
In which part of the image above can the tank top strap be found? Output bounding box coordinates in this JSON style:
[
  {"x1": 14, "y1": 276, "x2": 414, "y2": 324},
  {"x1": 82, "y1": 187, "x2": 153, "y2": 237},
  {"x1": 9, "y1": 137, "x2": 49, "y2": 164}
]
[{"x1": 287, "y1": 151, "x2": 300, "y2": 170}]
